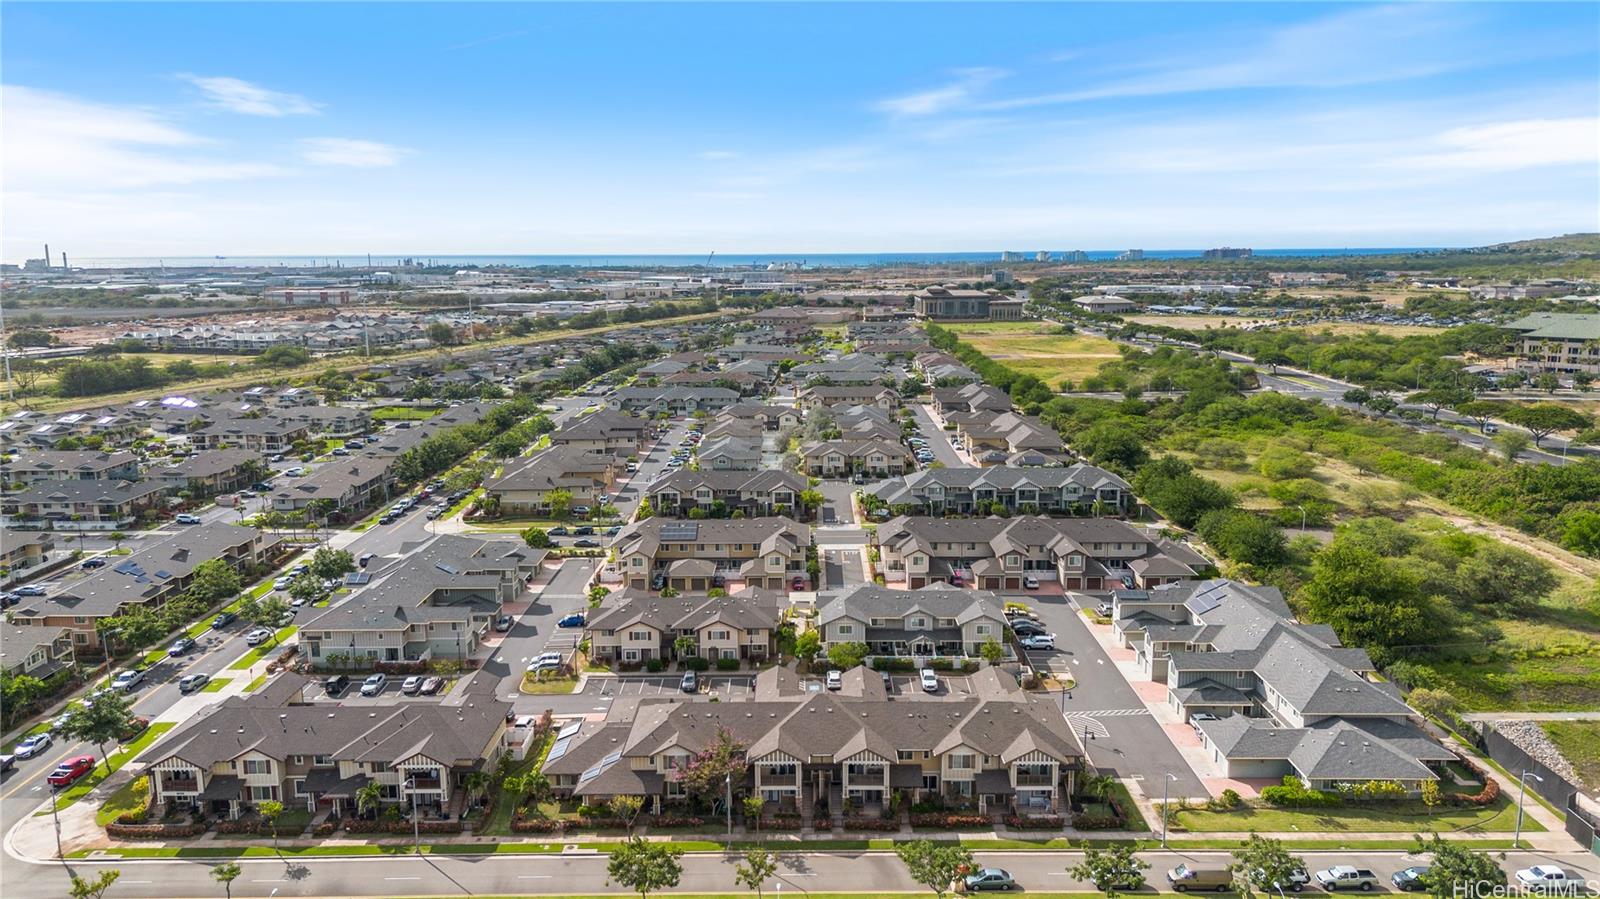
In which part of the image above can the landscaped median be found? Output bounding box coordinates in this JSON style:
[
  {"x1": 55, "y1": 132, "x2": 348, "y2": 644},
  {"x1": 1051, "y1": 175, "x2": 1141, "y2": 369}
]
[
  {"x1": 1169, "y1": 792, "x2": 1538, "y2": 834},
  {"x1": 41, "y1": 721, "x2": 175, "y2": 813},
  {"x1": 227, "y1": 626, "x2": 298, "y2": 670}
]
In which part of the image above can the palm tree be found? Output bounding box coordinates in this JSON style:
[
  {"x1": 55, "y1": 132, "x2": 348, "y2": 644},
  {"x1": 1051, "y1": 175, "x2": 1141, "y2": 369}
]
[
  {"x1": 464, "y1": 771, "x2": 490, "y2": 810},
  {"x1": 211, "y1": 862, "x2": 242, "y2": 899},
  {"x1": 355, "y1": 781, "x2": 383, "y2": 821}
]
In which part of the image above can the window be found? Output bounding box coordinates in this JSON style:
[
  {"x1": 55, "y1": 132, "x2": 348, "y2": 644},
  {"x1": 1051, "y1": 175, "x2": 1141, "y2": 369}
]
[
  {"x1": 629, "y1": 630, "x2": 651, "y2": 641},
  {"x1": 709, "y1": 629, "x2": 729, "y2": 641},
  {"x1": 370, "y1": 762, "x2": 389, "y2": 773},
  {"x1": 837, "y1": 624, "x2": 854, "y2": 636},
  {"x1": 243, "y1": 759, "x2": 272, "y2": 775},
  {"x1": 313, "y1": 755, "x2": 332, "y2": 766},
  {"x1": 948, "y1": 754, "x2": 975, "y2": 770},
  {"x1": 975, "y1": 625, "x2": 991, "y2": 636},
  {"x1": 623, "y1": 649, "x2": 640, "y2": 661},
  {"x1": 897, "y1": 750, "x2": 917, "y2": 762},
  {"x1": 291, "y1": 755, "x2": 305, "y2": 765},
  {"x1": 292, "y1": 778, "x2": 308, "y2": 797},
  {"x1": 249, "y1": 785, "x2": 277, "y2": 802}
]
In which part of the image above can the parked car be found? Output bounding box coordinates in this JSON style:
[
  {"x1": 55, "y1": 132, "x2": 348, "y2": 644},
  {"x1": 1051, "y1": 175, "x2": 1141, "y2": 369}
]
[
  {"x1": 965, "y1": 868, "x2": 1016, "y2": 892},
  {"x1": 1010, "y1": 620, "x2": 1047, "y2": 637},
  {"x1": 0, "y1": 754, "x2": 14, "y2": 774},
  {"x1": 573, "y1": 539, "x2": 600, "y2": 548},
  {"x1": 81, "y1": 557, "x2": 107, "y2": 569},
  {"x1": 1391, "y1": 867, "x2": 1430, "y2": 892},
  {"x1": 557, "y1": 612, "x2": 586, "y2": 628},
  {"x1": 826, "y1": 670, "x2": 843, "y2": 690},
  {"x1": 13, "y1": 585, "x2": 47, "y2": 597},
  {"x1": 174, "y1": 513, "x2": 202, "y2": 525},
  {"x1": 1168, "y1": 865, "x2": 1234, "y2": 893},
  {"x1": 323, "y1": 674, "x2": 350, "y2": 695},
  {"x1": 359, "y1": 552, "x2": 376, "y2": 568},
  {"x1": 1515, "y1": 867, "x2": 1578, "y2": 893},
  {"x1": 1096, "y1": 601, "x2": 1114, "y2": 617},
  {"x1": 178, "y1": 673, "x2": 210, "y2": 693},
  {"x1": 548, "y1": 526, "x2": 570, "y2": 536},
  {"x1": 530, "y1": 652, "x2": 562, "y2": 672},
  {"x1": 14, "y1": 733, "x2": 52, "y2": 759},
  {"x1": 920, "y1": 669, "x2": 939, "y2": 693},
  {"x1": 168, "y1": 637, "x2": 195, "y2": 657},
  {"x1": 273, "y1": 576, "x2": 294, "y2": 590},
  {"x1": 212, "y1": 611, "x2": 237, "y2": 630},
  {"x1": 1315, "y1": 866, "x2": 1379, "y2": 891},
  {"x1": 574, "y1": 526, "x2": 595, "y2": 536},
  {"x1": 1022, "y1": 576, "x2": 1039, "y2": 590},
  {"x1": 400, "y1": 676, "x2": 424, "y2": 695},
  {"x1": 495, "y1": 614, "x2": 513, "y2": 632},
  {"x1": 791, "y1": 576, "x2": 808, "y2": 591},
  {"x1": 359, "y1": 673, "x2": 387, "y2": 696},
  {"x1": 651, "y1": 573, "x2": 667, "y2": 590},
  {"x1": 111, "y1": 668, "x2": 145, "y2": 691},
  {"x1": 1019, "y1": 634, "x2": 1057, "y2": 650},
  {"x1": 244, "y1": 628, "x2": 274, "y2": 645},
  {"x1": 680, "y1": 670, "x2": 699, "y2": 693},
  {"x1": 48, "y1": 756, "x2": 96, "y2": 787},
  {"x1": 420, "y1": 676, "x2": 444, "y2": 695}
]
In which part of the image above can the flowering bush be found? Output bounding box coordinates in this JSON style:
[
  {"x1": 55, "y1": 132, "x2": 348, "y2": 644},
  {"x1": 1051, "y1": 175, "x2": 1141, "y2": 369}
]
[
  {"x1": 107, "y1": 822, "x2": 205, "y2": 840},
  {"x1": 648, "y1": 815, "x2": 705, "y2": 828},
  {"x1": 1006, "y1": 814, "x2": 1065, "y2": 830},
  {"x1": 842, "y1": 817, "x2": 898, "y2": 831},
  {"x1": 910, "y1": 813, "x2": 990, "y2": 828},
  {"x1": 342, "y1": 818, "x2": 462, "y2": 834},
  {"x1": 511, "y1": 817, "x2": 564, "y2": 833},
  {"x1": 764, "y1": 814, "x2": 804, "y2": 830}
]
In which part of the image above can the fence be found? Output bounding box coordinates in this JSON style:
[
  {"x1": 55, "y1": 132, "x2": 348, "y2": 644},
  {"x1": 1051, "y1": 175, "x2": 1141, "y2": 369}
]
[
  {"x1": 1474, "y1": 722, "x2": 1583, "y2": 811},
  {"x1": 1566, "y1": 794, "x2": 1600, "y2": 857}
]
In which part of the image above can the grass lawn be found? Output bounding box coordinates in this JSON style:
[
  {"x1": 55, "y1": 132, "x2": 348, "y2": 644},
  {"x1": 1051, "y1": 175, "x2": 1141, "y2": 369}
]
[
  {"x1": 520, "y1": 674, "x2": 579, "y2": 694},
  {"x1": 243, "y1": 673, "x2": 270, "y2": 692},
  {"x1": 371, "y1": 406, "x2": 441, "y2": 421},
  {"x1": 1540, "y1": 721, "x2": 1600, "y2": 789},
  {"x1": 2, "y1": 721, "x2": 52, "y2": 753},
  {"x1": 95, "y1": 774, "x2": 151, "y2": 826},
  {"x1": 200, "y1": 677, "x2": 232, "y2": 692},
  {"x1": 1105, "y1": 780, "x2": 1149, "y2": 832},
  {"x1": 483, "y1": 732, "x2": 556, "y2": 835},
  {"x1": 1172, "y1": 794, "x2": 1539, "y2": 834},
  {"x1": 227, "y1": 627, "x2": 297, "y2": 670},
  {"x1": 46, "y1": 722, "x2": 175, "y2": 812},
  {"x1": 949, "y1": 321, "x2": 1121, "y2": 387}
]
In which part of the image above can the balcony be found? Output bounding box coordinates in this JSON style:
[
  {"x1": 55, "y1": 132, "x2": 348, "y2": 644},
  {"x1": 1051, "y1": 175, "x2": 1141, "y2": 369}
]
[
  {"x1": 1014, "y1": 774, "x2": 1056, "y2": 787},
  {"x1": 160, "y1": 775, "x2": 200, "y2": 793}
]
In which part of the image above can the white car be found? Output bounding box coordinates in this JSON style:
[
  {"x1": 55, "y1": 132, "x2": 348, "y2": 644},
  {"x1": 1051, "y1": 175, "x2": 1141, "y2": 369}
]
[
  {"x1": 1515, "y1": 867, "x2": 1580, "y2": 893},
  {"x1": 14, "y1": 733, "x2": 52, "y2": 758},
  {"x1": 359, "y1": 673, "x2": 387, "y2": 696},
  {"x1": 244, "y1": 628, "x2": 274, "y2": 646},
  {"x1": 1022, "y1": 576, "x2": 1040, "y2": 590},
  {"x1": 273, "y1": 576, "x2": 293, "y2": 590},
  {"x1": 1020, "y1": 634, "x2": 1057, "y2": 650},
  {"x1": 826, "y1": 669, "x2": 843, "y2": 691},
  {"x1": 529, "y1": 652, "x2": 562, "y2": 672},
  {"x1": 111, "y1": 669, "x2": 145, "y2": 691},
  {"x1": 920, "y1": 669, "x2": 939, "y2": 693}
]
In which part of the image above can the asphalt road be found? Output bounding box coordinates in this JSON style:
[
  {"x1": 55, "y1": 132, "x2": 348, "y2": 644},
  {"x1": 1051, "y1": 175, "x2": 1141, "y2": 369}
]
[
  {"x1": 7, "y1": 846, "x2": 1597, "y2": 899},
  {"x1": 908, "y1": 403, "x2": 972, "y2": 468}
]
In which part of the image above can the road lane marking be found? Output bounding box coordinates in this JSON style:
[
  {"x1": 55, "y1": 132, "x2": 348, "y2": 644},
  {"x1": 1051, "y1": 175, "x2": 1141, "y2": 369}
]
[
  {"x1": 384, "y1": 876, "x2": 421, "y2": 880},
  {"x1": 519, "y1": 875, "x2": 553, "y2": 879}
]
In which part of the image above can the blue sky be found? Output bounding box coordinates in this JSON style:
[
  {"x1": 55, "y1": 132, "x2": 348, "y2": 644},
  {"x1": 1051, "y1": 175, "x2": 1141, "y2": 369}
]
[{"x1": 3, "y1": 2, "x2": 1597, "y2": 260}]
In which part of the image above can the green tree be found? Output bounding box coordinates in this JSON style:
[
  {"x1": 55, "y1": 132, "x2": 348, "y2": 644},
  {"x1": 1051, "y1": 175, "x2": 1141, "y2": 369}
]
[
  {"x1": 1500, "y1": 403, "x2": 1591, "y2": 447},
  {"x1": 522, "y1": 526, "x2": 552, "y2": 548},
  {"x1": 310, "y1": 546, "x2": 356, "y2": 580},
  {"x1": 212, "y1": 861, "x2": 242, "y2": 898},
  {"x1": 68, "y1": 869, "x2": 121, "y2": 899},
  {"x1": 186, "y1": 558, "x2": 243, "y2": 603},
  {"x1": 1299, "y1": 540, "x2": 1436, "y2": 666},
  {"x1": 606, "y1": 835, "x2": 684, "y2": 899},
  {"x1": 827, "y1": 641, "x2": 868, "y2": 670},
  {"x1": 258, "y1": 798, "x2": 284, "y2": 853},
  {"x1": 356, "y1": 780, "x2": 384, "y2": 819},
  {"x1": 610, "y1": 794, "x2": 645, "y2": 830},
  {"x1": 1407, "y1": 388, "x2": 1473, "y2": 421},
  {"x1": 1342, "y1": 388, "x2": 1371, "y2": 410},
  {"x1": 1495, "y1": 429, "x2": 1531, "y2": 461},
  {"x1": 793, "y1": 630, "x2": 821, "y2": 664},
  {"x1": 288, "y1": 573, "x2": 323, "y2": 605},
  {"x1": 742, "y1": 795, "x2": 766, "y2": 838},
  {"x1": 1074, "y1": 422, "x2": 1149, "y2": 470},
  {"x1": 60, "y1": 690, "x2": 137, "y2": 775},
  {"x1": 238, "y1": 593, "x2": 291, "y2": 642},
  {"x1": 674, "y1": 634, "x2": 698, "y2": 661},
  {"x1": 426, "y1": 322, "x2": 455, "y2": 345},
  {"x1": 1455, "y1": 400, "x2": 1509, "y2": 432},
  {"x1": 96, "y1": 606, "x2": 168, "y2": 665},
  {"x1": 1452, "y1": 543, "x2": 1557, "y2": 611},
  {"x1": 1196, "y1": 509, "x2": 1287, "y2": 567},
  {"x1": 894, "y1": 838, "x2": 975, "y2": 899},
  {"x1": 1256, "y1": 446, "x2": 1315, "y2": 480},
  {"x1": 674, "y1": 726, "x2": 747, "y2": 804},
  {"x1": 548, "y1": 488, "x2": 573, "y2": 520},
  {"x1": 1132, "y1": 456, "x2": 1235, "y2": 529},
  {"x1": 1070, "y1": 845, "x2": 1149, "y2": 899},
  {"x1": 1230, "y1": 834, "x2": 1305, "y2": 899},
  {"x1": 735, "y1": 847, "x2": 779, "y2": 899},
  {"x1": 1559, "y1": 510, "x2": 1600, "y2": 555},
  {"x1": 1413, "y1": 833, "x2": 1506, "y2": 899},
  {"x1": 798, "y1": 489, "x2": 824, "y2": 515},
  {"x1": 107, "y1": 530, "x2": 126, "y2": 552},
  {"x1": 979, "y1": 636, "x2": 1005, "y2": 664}
]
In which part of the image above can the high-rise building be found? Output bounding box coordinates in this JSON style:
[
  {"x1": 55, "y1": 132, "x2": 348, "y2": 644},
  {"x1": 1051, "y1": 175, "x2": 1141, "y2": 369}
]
[
  {"x1": 1116, "y1": 249, "x2": 1145, "y2": 261},
  {"x1": 1203, "y1": 247, "x2": 1254, "y2": 259}
]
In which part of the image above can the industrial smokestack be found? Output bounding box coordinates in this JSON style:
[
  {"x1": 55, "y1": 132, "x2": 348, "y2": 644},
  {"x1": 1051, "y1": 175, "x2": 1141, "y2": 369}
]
[
  {"x1": 61, "y1": 252, "x2": 69, "y2": 271},
  {"x1": 44, "y1": 244, "x2": 50, "y2": 271}
]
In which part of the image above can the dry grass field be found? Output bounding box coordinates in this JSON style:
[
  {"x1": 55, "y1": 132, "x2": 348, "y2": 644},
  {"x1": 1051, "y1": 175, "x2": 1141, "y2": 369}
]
[{"x1": 948, "y1": 321, "x2": 1121, "y2": 385}]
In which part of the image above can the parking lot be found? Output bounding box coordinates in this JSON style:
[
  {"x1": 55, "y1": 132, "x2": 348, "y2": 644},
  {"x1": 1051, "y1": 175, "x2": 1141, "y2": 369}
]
[{"x1": 588, "y1": 675, "x2": 755, "y2": 697}]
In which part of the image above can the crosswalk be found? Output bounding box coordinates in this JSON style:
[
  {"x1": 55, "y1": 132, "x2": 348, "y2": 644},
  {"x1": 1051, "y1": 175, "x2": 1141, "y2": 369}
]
[{"x1": 1063, "y1": 708, "x2": 1151, "y2": 739}]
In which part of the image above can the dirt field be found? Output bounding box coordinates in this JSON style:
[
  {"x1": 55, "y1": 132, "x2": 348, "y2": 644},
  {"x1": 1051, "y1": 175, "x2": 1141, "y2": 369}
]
[
  {"x1": 1124, "y1": 314, "x2": 1276, "y2": 331},
  {"x1": 949, "y1": 321, "x2": 1121, "y2": 385},
  {"x1": 1284, "y1": 322, "x2": 1447, "y2": 337}
]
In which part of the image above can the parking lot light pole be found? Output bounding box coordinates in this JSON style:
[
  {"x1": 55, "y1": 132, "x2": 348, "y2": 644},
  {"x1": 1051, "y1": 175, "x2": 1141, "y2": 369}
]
[
  {"x1": 1514, "y1": 769, "x2": 1543, "y2": 849},
  {"x1": 1161, "y1": 772, "x2": 1177, "y2": 849}
]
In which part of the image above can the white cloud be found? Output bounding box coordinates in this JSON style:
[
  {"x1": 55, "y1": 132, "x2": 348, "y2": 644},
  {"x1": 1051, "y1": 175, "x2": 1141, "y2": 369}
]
[
  {"x1": 297, "y1": 137, "x2": 410, "y2": 168},
  {"x1": 177, "y1": 74, "x2": 321, "y2": 116},
  {"x1": 1, "y1": 84, "x2": 285, "y2": 190},
  {"x1": 987, "y1": 5, "x2": 1496, "y2": 109},
  {"x1": 874, "y1": 67, "x2": 1007, "y2": 117},
  {"x1": 1399, "y1": 118, "x2": 1600, "y2": 172}
]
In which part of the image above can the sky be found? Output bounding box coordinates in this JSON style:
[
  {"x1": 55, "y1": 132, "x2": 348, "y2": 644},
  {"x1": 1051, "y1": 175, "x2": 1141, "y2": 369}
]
[{"x1": 2, "y1": 2, "x2": 1598, "y2": 261}]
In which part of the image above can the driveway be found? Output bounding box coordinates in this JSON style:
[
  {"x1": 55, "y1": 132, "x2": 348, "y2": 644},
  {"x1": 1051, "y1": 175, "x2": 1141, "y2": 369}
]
[
  {"x1": 909, "y1": 403, "x2": 971, "y2": 468},
  {"x1": 479, "y1": 558, "x2": 597, "y2": 702},
  {"x1": 1008, "y1": 590, "x2": 1208, "y2": 798},
  {"x1": 823, "y1": 546, "x2": 864, "y2": 589}
]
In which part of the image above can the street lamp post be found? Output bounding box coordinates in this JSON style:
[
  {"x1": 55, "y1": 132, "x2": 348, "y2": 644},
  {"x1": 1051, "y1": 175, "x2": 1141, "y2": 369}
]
[
  {"x1": 1161, "y1": 772, "x2": 1177, "y2": 849},
  {"x1": 725, "y1": 773, "x2": 732, "y2": 840},
  {"x1": 403, "y1": 777, "x2": 421, "y2": 855},
  {"x1": 49, "y1": 784, "x2": 63, "y2": 859},
  {"x1": 1297, "y1": 505, "x2": 1307, "y2": 533},
  {"x1": 1514, "y1": 769, "x2": 1544, "y2": 849}
]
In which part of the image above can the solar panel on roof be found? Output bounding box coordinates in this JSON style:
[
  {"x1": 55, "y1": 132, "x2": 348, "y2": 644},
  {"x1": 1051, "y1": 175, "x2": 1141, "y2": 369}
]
[
  {"x1": 659, "y1": 522, "x2": 698, "y2": 541},
  {"x1": 153, "y1": 569, "x2": 173, "y2": 580},
  {"x1": 557, "y1": 720, "x2": 582, "y2": 739},
  {"x1": 547, "y1": 737, "x2": 574, "y2": 763},
  {"x1": 346, "y1": 572, "x2": 372, "y2": 585},
  {"x1": 601, "y1": 749, "x2": 622, "y2": 767},
  {"x1": 578, "y1": 764, "x2": 604, "y2": 784},
  {"x1": 436, "y1": 562, "x2": 460, "y2": 575}
]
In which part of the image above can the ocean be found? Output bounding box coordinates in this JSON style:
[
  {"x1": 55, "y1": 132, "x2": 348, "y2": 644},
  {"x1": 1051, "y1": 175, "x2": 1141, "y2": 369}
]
[{"x1": 62, "y1": 248, "x2": 1448, "y2": 271}]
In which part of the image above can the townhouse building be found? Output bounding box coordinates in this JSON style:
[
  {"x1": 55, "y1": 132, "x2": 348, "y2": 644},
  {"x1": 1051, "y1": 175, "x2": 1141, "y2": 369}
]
[
  {"x1": 797, "y1": 439, "x2": 914, "y2": 478},
  {"x1": 549, "y1": 410, "x2": 652, "y2": 457},
  {"x1": 144, "y1": 675, "x2": 510, "y2": 820},
  {"x1": 1, "y1": 623, "x2": 76, "y2": 679},
  {"x1": 931, "y1": 383, "x2": 1013, "y2": 415},
  {"x1": 715, "y1": 404, "x2": 802, "y2": 432},
  {"x1": 0, "y1": 528, "x2": 53, "y2": 572},
  {"x1": 873, "y1": 515, "x2": 1210, "y2": 591},
  {"x1": 1, "y1": 478, "x2": 168, "y2": 530},
  {"x1": 817, "y1": 583, "x2": 1007, "y2": 660},
  {"x1": 3, "y1": 451, "x2": 141, "y2": 485},
  {"x1": 833, "y1": 404, "x2": 904, "y2": 441},
  {"x1": 791, "y1": 355, "x2": 889, "y2": 385},
  {"x1": 191, "y1": 419, "x2": 311, "y2": 455},
  {"x1": 695, "y1": 435, "x2": 761, "y2": 471},
  {"x1": 1109, "y1": 579, "x2": 1453, "y2": 793},
  {"x1": 585, "y1": 588, "x2": 783, "y2": 664},
  {"x1": 644, "y1": 469, "x2": 806, "y2": 519},
  {"x1": 482, "y1": 445, "x2": 618, "y2": 516},
  {"x1": 612, "y1": 517, "x2": 811, "y2": 592},
  {"x1": 278, "y1": 405, "x2": 372, "y2": 438},
  {"x1": 544, "y1": 664, "x2": 1080, "y2": 821},
  {"x1": 298, "y1": 535, "x2": 541, "y2": 665},
  {"x1": 796, "y1": 385, "x2": 898, "y2": 412},
  {"x1": 6, "y1": 523, "x2": 283, "y2": 652},
  {"x1": 151, "y1": 449, "x2": 265, "y2": 497},
  {"x1": 607, "y1": 386, "x2": 740, "y2": 415},
  {"x1": 914, "y1": 353, "x2": 981, "y2": 384},
  {"x1": 945, "y1": 411, "x2": 1065, "y2": 459},
  {"x1": 270, "y1": 457, "x2": 395, "y2": 519},
  {"x1": 866, "y1": 464, "x2": 1134, "y2": 516}
]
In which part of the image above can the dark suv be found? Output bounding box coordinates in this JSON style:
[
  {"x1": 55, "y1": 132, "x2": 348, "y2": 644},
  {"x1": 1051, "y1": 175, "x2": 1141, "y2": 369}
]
[{"x1": 323, "y1": 674, "x2": 350, "y2": 695}]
